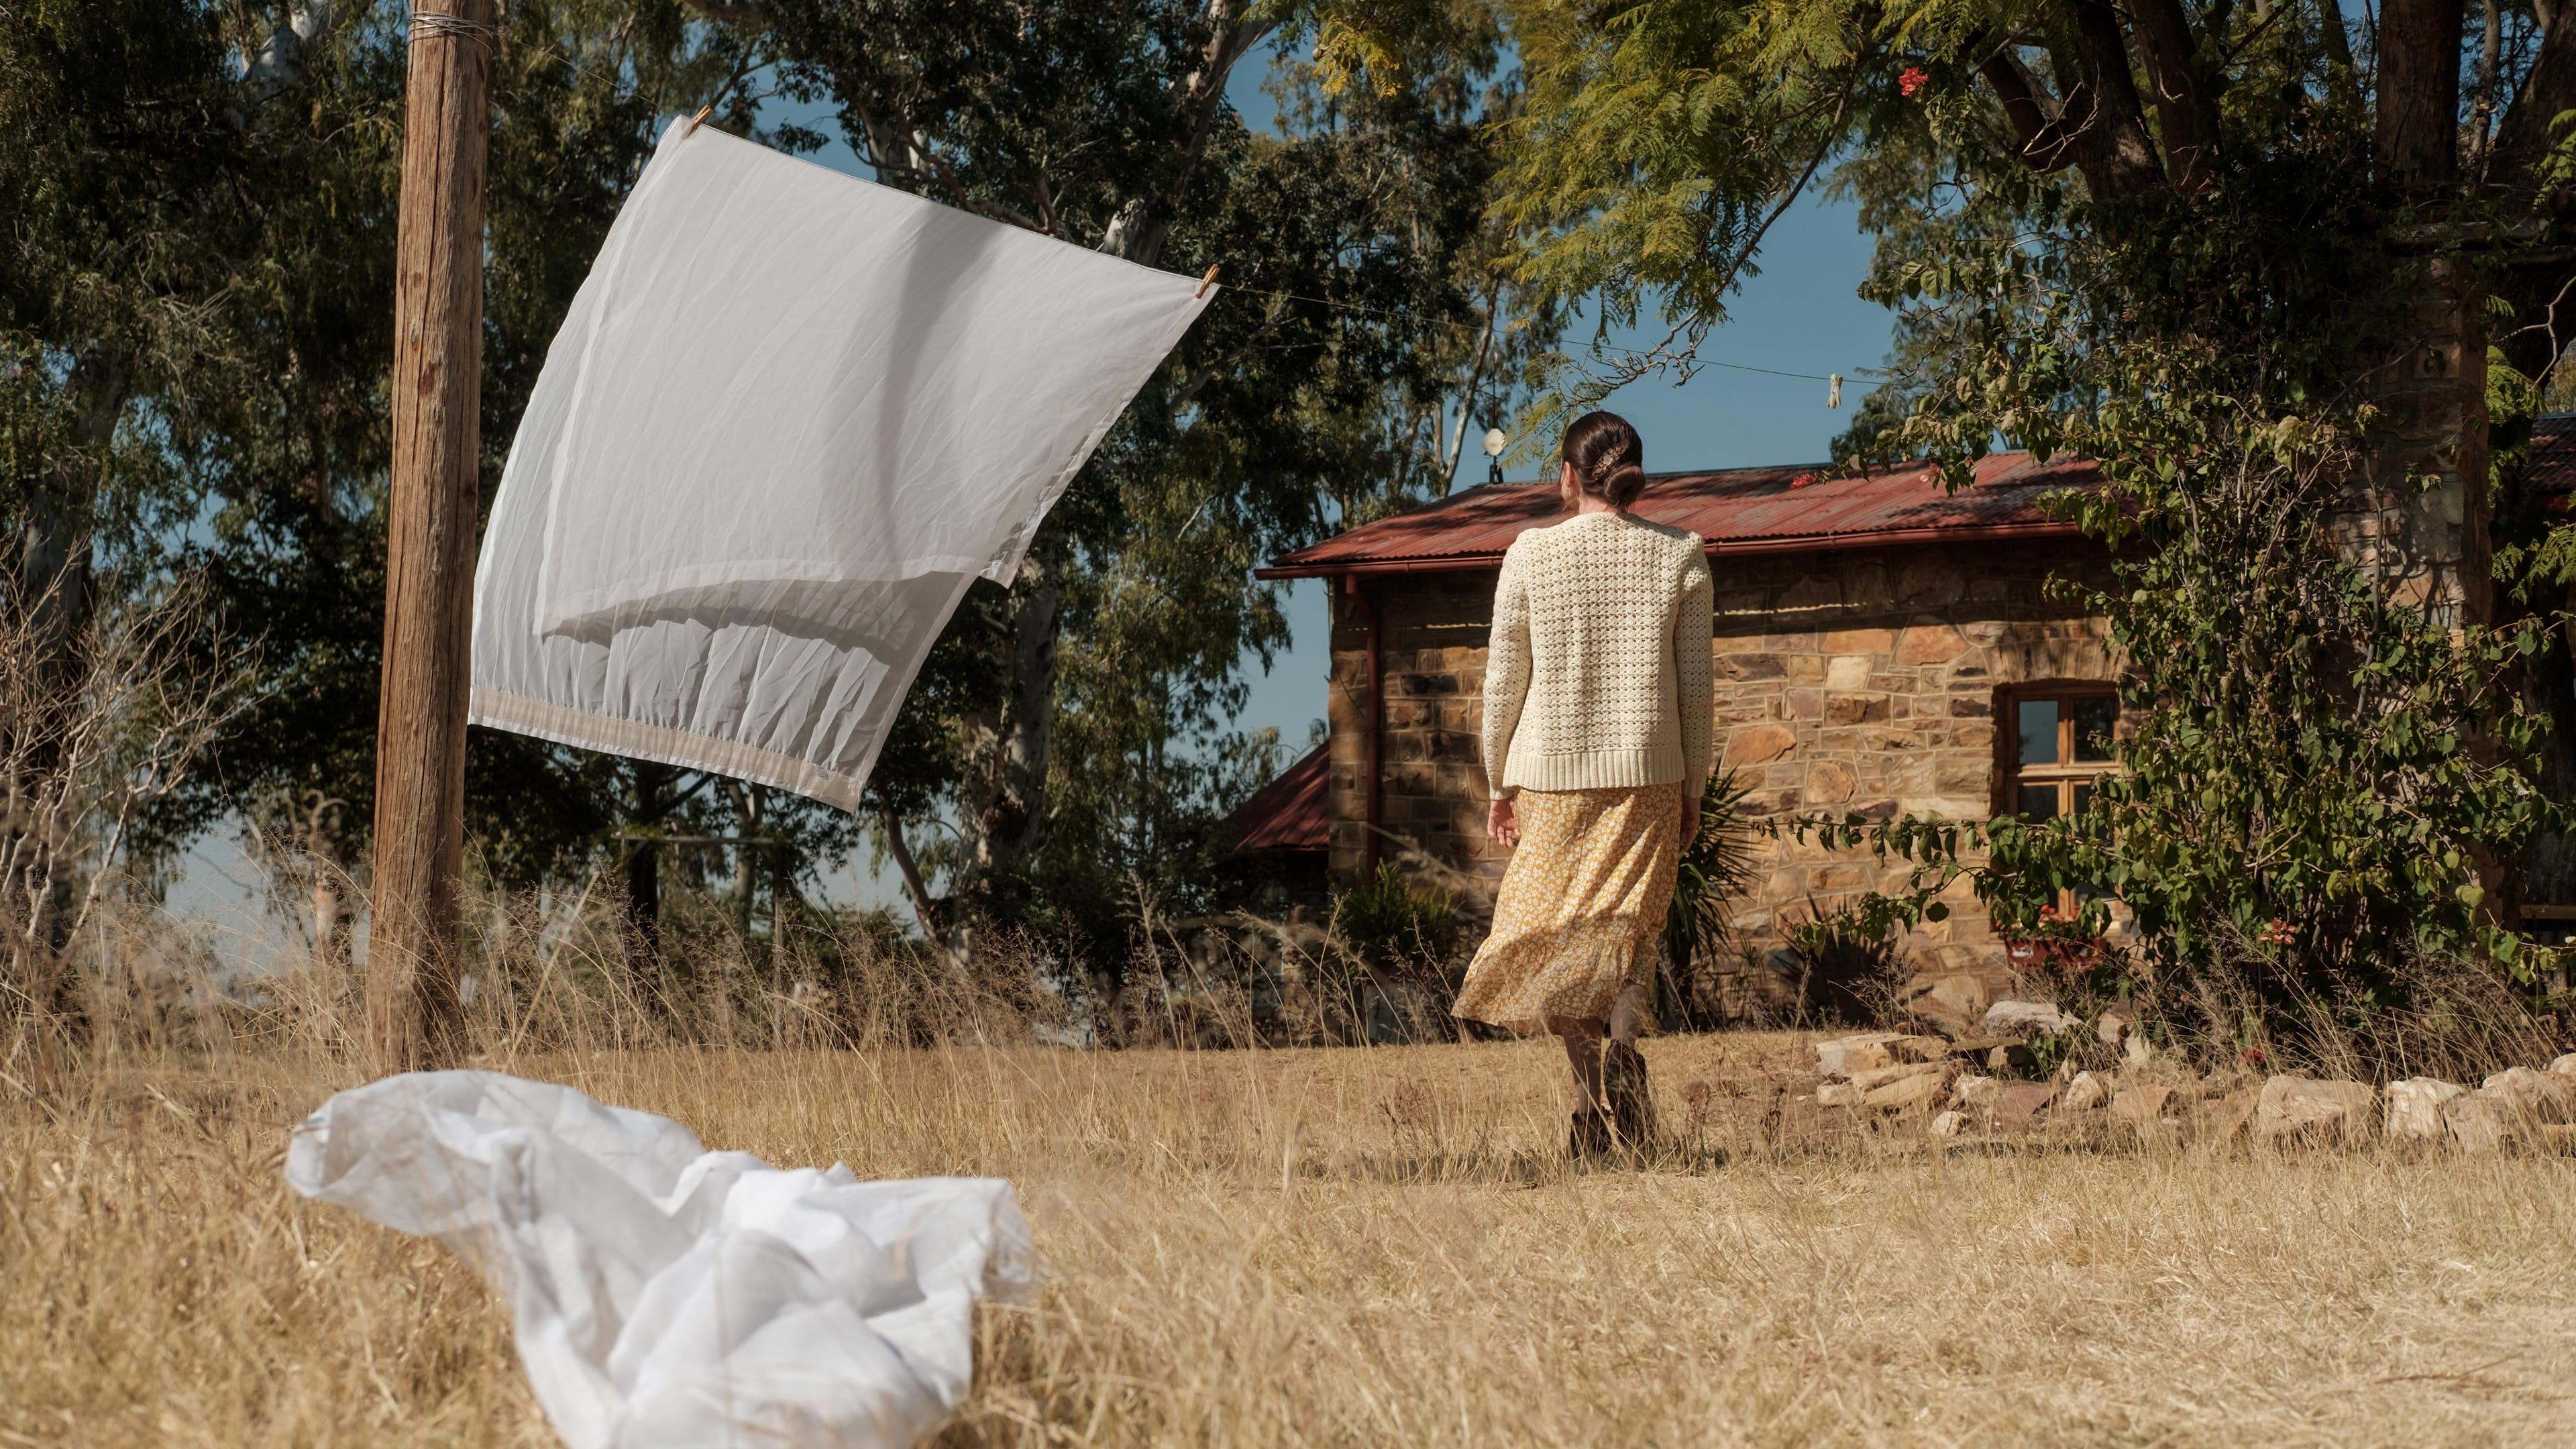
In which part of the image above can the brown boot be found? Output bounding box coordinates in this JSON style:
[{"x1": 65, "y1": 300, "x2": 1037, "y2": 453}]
[
  {"x1": 1567, "y1": 1105, "x2": 1613, "y2": 1159},
  {"x1": 1602, "y1": 1040, "x2": 1656, "y2": 1148}
]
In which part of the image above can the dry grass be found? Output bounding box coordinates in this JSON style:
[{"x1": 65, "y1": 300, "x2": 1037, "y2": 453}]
[{"x1": 6, "y1": 1033, "x2": 2575, "y2": 1448}]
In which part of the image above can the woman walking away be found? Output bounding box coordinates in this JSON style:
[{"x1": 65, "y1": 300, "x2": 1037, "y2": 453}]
[{"x1": 1454, "y1": 411, "x2": 1713, "y2": 1158}]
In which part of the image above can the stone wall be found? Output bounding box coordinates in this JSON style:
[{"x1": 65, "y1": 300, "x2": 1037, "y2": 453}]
[{"x1": 1323, "y1": 542, "x2": 2116, "y2": 1004}]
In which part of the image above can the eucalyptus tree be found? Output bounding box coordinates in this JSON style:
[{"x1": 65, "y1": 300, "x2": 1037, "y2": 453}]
[{"x1": 681, "y1": 0, "x2": 1552, "y2": 953}]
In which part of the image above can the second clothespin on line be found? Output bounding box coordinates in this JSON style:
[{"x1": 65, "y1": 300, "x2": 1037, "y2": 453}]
[
  {"x1": 1196, "y1": 264, "x2": 1221, "y2": 299},
  {"x1": 687, "y1": 105, "x2": 714, "y2": 136}
]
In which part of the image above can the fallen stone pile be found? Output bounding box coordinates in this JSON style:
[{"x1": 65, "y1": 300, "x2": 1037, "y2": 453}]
[{"x1": 1807, "y1": 995, "x2": 2576, "y2": 1152}]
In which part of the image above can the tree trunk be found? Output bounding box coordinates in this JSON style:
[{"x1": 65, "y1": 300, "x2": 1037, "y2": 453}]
[
  {"x1": 726, "y1": 780, "x2": 761, "y2": 948},
  {"x1": 2129, "y1": 0, "x2": 2220, "y2": 191},
  {"x1": 6, "y1": 352, "x2": 126, "y2": 1024},
  {"x1": 2376, "y1": 0, "x2": 2467, "y2": 192},
  {"x1": 625, "y1": 760, "x2": 670, "y2": 968},
  {"x1": 951, "y1": 557, "x2": 1061, "y2": 952},
  {"x1": 2061, "y1": 0, "x2": 2167, "y2": 197}
]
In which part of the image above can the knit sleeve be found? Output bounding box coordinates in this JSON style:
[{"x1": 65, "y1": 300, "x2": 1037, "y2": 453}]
[
  {"x1": 1674, "y1": 544, "x2": 1715, "y2": 796},
  {"x1": 1480, "y1": 545, "x2": 1532, "y2": 799}
]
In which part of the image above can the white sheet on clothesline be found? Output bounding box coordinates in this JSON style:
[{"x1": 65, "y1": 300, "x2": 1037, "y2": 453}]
[
  {"x1": 285, "y1": 1071, "x2": 1037, "y2": 1449},
  {"x1": 470, "y1": 117, "x2": 1212, "y2": 808}
]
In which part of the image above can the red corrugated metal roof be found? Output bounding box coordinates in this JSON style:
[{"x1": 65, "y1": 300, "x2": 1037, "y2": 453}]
[
  {"x1": 2529, "y1": 415, "x2": 2576, "y2": 500},
  {"x1": 1257, "y1": 451, "x2": 2103, "y2": 578},
  {"x1": 1222, "y1": 744, "x2": 1328, "y2": 853}
]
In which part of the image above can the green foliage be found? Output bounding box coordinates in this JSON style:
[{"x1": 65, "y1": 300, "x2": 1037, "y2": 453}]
[
  {"x1": 1658, "y1": 768, "x2": 1758, "y2": 1023},
  {"x1": 1328, "y1": 861, "x2": 1463, "y2": 979},
  {"x1": 1779, "y1": 904, "x2": 1901, "y2": 1025}
]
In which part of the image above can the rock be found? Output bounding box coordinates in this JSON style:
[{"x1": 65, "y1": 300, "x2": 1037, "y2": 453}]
[
  {"x1": 2384, "y1": 1078, "x2": 2467, "y2": 1140},
  {"x1": 1951, "y1": 1074, "x2": 2000, "y2": 1111},
  {"x1": 2480, "y1": 1067, "x2": 2574, "y2": 1124},
  {"x1": 1885, "y1": 1034, "x2": 1958, "y2": 1065},
  {"x1": 2549, "y1": 1053, "x2": 2576, "y2": 1077},
  {"x1": 2110, "y1": 1085, "x2": 2174, "y2": 1123},
  {"x1": 2252, "y1": 1075, "x2": 2377, "y2": 1143},
  {"x1": 2061, "y1": 1071, "x2": 2111, "y2": 1112},
  {"x1": 1904, "y1": 975, "x2": 1990, "y2": 1036},
  {"x1": 2445, "y1": 1089, "x2": 2519, "y2": 1154},
  {"x1": 2095, "y1": 1010, "x2": 2134, "y2": 1046},
  {"x1": 1991, "y1": 1082, "x2": 2057, "y2": 1125},
  {"x1": 1816, "y1": 1080, "x2": 1864, "y2": 1109},
  {"x1": 1928, "y1": 1109, "x2": 1968, "y2": 1138},
  {"x1": 1857, "y1": 1061, "x2": 1953, "y2": 1111},
  {"x1": 1813, "y1": 1032, "x2": 1906, "y2": 1079},
  {"x1": 2124, "y1": 1032, "x2": 2155, "y2": 1066},
  {"x1": 1986, "y1": 1042, "x2": 2035, "y2": 1073},
  {"x1": 2192, "y1": 1085, "x2": 2264, "y2": 1144},
  {"x1": 1984, "y1": 1000, "x2": 2076, "y2": 1035}
]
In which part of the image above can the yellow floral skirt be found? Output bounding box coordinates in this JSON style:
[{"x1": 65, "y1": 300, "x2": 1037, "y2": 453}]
[{"x1": 1452, "y1": 783, "x2": 1683, "y2": 1036}]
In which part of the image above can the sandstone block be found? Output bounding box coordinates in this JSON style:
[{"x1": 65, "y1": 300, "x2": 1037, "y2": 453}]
[
  {"x1": 1929, "y1": 1109, "x2": 1968, "y2": 1138},
  {"x1": 1813, "y1": 1032, "x2": 1906, "y2": 1079},
  {"x1": 2548, "y1": 1053, "x2": 2576, "y2": 1076},
  {"x1": 2061, "y1": 1071, "x2": 2111, "y2": 1112},
  {"x1": 1987, "y1": 1042, "x2": 2035, "y2": 1073},
  {"x1": 1896, "y1": 623, "x2": 1968, "y2": 665},
  {"x1": 2445, "y1": 1089, "x2": 2518, "y2": 1154},
  {"x1": 1863, "y1": 1062, "x2": 1954, "y2": 1111},
  {"x1": 1816, "y1": 1081, "x2": 1863, "y2": 1109},
  {"x1": 1991, "y1": 1081, "x2": 2056, "y2": 1124},
  {"x1": 2384, "y1": 1077, "x2": 2466, "y2": 1140},
  {"x1": 1951, "y1": 1074, "x2": 2000, "y2": 1111},
  {"x1": 1724, "y1": 724, "x2": 1798, "y2": 767},
  {"x1": 1824, "y1": 694, "x2": 1890, "y2": 725},
  {"x1": 2481, "y1": 1067, "x2": 2574, "y2": 1124},
  {"x1": 1821, "y1": 627, "x2": 1895, "y2": 654},
  {"x1": 1904, "y1": 973, "x2": 1989, "y2": 1036},
  {"x1": 1825, "y1": 655, "x2": 1872, "y2": 690},
  {"x1": 1984, "y1": 1000, "x2": 2076, "y2": 1035},
  {"x1": 1807, "y1": 759, "x2": 1857, "y2": 804},
  {"x1": 2110, "y1": 1085, "x2": 2174, "y2": 1123},
  {"x1": 2253, "y1": 1076, "x2": 2377, "y2": 1143},
  {"x1": 2095, "y1": 1010, "x2": 2134, "y2": 1046}
]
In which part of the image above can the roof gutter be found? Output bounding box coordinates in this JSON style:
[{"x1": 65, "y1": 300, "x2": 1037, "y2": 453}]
[{"x1": 1255, "y1": 519, "x2": 2088, "y2": 581}]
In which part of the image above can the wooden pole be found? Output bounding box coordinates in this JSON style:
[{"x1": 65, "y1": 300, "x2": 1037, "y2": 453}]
[{"x1": 369, "y1": 0, "x2": 495, "y2": 1069}]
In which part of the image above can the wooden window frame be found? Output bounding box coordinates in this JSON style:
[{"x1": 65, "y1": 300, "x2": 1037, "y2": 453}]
[{"x1": 1994, "y1": 682, "x2": 2120, "y2": 916}]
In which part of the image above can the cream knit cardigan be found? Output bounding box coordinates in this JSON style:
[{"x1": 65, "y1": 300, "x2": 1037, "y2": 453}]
[{"x1": 1480, "y1": 511, "x2": 1715, "y2": 800}]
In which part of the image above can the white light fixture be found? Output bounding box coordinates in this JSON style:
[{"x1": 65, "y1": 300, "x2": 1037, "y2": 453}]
[{"x1": 1483, "y1": 427, "x2": 1507, "y2": 485}]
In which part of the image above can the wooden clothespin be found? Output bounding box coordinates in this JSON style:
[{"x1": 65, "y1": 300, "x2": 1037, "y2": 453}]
[
  {"x1": 1195, "y1": 264, "x2": 1222, "y2": 299},
  {"x1": 686, "y1": 105, "x2": 714, "y2": 136}
]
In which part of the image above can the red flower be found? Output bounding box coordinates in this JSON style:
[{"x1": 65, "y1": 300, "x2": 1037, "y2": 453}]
[
  {"x1": 1898, "y1": 66, "x2": 1929, "y2": 97},
  {"x1": 1790, "y1": 472, "x2": 1817, "y2": 489}
]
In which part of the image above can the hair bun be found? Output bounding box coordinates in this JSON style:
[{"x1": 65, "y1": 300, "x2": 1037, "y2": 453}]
[{"x1": 1595, "y1": 462, "x2": 1648, "y2": 507}]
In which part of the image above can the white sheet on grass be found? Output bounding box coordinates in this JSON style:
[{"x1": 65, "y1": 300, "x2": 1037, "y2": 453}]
[
  {"x1": 285, "y1": 1071, "x2": 1036, "y2": 1449},
  {"x1": 470, "y1": 118, "x2": 1212, "y2": 808}
]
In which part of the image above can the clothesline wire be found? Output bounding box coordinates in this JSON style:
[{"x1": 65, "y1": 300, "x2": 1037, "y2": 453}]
[{"x1": 1213, "y1": 281, "x2": 1888, "y2": 386}]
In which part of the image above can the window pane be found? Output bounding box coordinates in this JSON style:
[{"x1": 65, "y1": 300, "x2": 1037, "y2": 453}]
[
  {"x1": 2017, "y1": 699, "x2": 2059, "y2": 767},
  {"x1": 2073, "y1": 696, "x2": 2117, "y2": 762},
  {"x1": 2072, "y1": 782, "x2": 2093, "y2": 816},
  {"x1": 2018, "y1": 783, "x2": 2060, "y2": 820}
]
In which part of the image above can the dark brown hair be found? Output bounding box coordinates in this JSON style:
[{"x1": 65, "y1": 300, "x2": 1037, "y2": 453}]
[{"x1": 1560, "y1": 410, "x2": 1646, "y2": 507}]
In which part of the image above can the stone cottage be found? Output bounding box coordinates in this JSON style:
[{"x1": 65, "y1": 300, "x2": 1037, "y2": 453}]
[{"x1": 1248, "y1": 451, "x2": 2125, "y2": 1001}]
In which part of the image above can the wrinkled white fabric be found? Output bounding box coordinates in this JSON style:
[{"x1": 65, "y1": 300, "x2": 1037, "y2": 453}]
[
  {"x1": 470, "y1": 117, "x2": 1212, "y2": 808},
  {"x1": 285, "y1": 1071, "x2": 1036, "y2": 1449}
]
